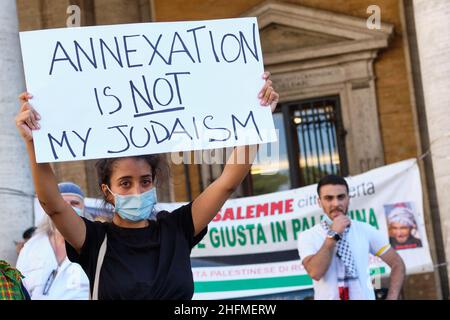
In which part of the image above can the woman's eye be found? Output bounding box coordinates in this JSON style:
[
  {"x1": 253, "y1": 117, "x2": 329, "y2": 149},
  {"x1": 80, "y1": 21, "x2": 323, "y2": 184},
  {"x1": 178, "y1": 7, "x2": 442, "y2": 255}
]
[
  {"x1": 120, "y1": 181, "x2": 130, "y2": 187},
  {"x1": 142, "y1": 179, "x2": 152, "y2": 186}
]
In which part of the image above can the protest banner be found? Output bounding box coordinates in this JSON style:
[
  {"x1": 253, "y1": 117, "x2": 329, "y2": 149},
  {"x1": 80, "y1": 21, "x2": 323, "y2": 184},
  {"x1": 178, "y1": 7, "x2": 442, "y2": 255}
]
[
  {"x1": 34, "y1": 159, "x2": 432, "y2": 299},
  {"x1": 189, "y1": 159, "x2": 433, "y2": 299},
  {"x1": 20, "y1": 18, "x2": 276, "y2": 163}
]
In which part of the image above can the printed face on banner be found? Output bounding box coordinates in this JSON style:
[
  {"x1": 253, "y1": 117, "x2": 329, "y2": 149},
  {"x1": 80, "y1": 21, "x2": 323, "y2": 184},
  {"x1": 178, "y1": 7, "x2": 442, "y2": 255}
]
[
  {"x1": 384, "y1": 202, "x2": 423, "y2": 251},
  {"x1": 19, "y1": 18, "x2": 277, "y2": 163}
]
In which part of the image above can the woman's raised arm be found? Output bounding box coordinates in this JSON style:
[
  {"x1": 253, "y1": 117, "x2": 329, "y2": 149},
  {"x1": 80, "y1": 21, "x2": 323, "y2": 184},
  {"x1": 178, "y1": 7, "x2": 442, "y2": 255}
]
[{"x1": 16, "y1": 92, "x2": 86, "y2": 252}]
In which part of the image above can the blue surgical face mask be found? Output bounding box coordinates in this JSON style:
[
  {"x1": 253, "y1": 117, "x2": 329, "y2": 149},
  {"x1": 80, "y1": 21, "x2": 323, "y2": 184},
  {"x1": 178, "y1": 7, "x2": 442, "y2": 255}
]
[
  {"x1": 106, "y1": 186, "x2": 157, "y2": 222},
  {"x1": 72, "y1": 206, "x2": 83, "y2": 216}
]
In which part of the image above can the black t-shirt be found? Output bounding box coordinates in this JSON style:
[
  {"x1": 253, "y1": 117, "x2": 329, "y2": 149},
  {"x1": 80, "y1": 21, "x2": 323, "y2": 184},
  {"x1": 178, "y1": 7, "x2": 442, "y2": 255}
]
[{"x1": 65, "y1": 202, "x2": 207, "y2": 300}]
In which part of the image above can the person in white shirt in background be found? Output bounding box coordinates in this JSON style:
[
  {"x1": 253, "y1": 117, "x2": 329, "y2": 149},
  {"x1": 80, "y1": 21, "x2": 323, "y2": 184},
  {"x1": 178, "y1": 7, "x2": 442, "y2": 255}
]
[
  {"x1": 16, "y1": 182, "x2": 89, "y2": 300},
  {"x1": 14, "y1": 226, "x2": 36, "y2": 255},
  {"x1": 297, "y1": 175, "x2": 406, "y2": 300}
]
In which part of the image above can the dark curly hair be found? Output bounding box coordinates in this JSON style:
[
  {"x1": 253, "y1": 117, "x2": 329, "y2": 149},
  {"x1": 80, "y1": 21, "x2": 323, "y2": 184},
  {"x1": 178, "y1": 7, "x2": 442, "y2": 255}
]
[
  {"x1": 95, "y1": 155, "x2": 169, "y2": 204},
  {"x1": 317, "y1": 174, "x2": 349, "y2": 197}
]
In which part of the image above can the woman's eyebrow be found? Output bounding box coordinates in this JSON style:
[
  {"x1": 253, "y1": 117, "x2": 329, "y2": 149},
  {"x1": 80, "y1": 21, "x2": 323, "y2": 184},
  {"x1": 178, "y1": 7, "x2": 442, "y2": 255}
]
[{"x1": 116, "y1": 176, "x2": 132, "y2": 181}]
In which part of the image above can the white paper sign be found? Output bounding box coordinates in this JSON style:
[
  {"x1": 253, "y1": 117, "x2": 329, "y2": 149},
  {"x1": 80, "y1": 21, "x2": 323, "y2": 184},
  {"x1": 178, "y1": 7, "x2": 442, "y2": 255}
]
[{"x1": 20, "y1": 18, "x2": 276, "y2": 163}]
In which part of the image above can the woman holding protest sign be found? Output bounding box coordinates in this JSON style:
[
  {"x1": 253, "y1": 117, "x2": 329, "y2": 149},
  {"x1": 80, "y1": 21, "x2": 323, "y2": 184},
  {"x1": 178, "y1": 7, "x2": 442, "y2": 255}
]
[{"x1": 15, "y1": 71, "x2": 279, "y2": 300}]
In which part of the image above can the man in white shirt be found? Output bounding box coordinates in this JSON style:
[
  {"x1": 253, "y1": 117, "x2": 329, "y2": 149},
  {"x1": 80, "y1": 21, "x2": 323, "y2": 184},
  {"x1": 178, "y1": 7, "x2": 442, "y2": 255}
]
[
  {"x1": 297, "y1": 175, "x2": 405, "y2": 300},
  {"x1": 16, "y1": 182, "x2": 90, "y2": 300}
]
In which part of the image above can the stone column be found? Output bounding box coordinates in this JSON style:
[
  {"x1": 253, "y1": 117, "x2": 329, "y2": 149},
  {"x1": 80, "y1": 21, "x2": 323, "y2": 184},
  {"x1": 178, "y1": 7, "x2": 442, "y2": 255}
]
[
  {"x1": 413, "y1": 0, "x2": 450, "y2": 294},
  {"x1": 0, "y1": 0, "x2": 34, "y2": 264}
]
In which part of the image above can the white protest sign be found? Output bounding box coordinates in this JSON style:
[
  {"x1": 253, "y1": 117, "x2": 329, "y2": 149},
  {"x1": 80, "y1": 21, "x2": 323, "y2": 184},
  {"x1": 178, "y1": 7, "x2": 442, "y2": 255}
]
[{"x1": 19, "y1": 18, "x2": 276, "y2": 163}]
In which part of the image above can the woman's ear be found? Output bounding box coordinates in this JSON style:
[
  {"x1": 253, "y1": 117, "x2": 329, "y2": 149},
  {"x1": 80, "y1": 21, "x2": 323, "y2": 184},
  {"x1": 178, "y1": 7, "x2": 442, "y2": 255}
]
[
  {"x1": 101, "y1": 184, "x2": 108, "y2": 197},
  {"x1": 101, "y1": 184, "x2": 114, "y2": 205}
]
